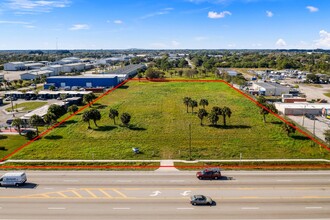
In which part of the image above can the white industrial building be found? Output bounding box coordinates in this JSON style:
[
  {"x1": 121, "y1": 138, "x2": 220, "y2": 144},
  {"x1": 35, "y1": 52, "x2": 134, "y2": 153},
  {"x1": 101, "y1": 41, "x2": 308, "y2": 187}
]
[
  {"x1": 274, "y1": 103, "x2": 330, "y2": 116},
  {"x1": 62, "y1": 63, "x2": 85, "y2": 73},
  {"x1": 24, "y1": 62, "x2": 45, "y2": 70},
  {"x1": 4, "y1": 62, "x2": 25, "y2": 71},
  {"x1": 42, "y1": 65, "x2": 63, "y2": 75},
  {"x1": 20, "y1": 70, "x2": 55, "y2": 80},
  {"x1": 57, "y1": 57, "x2": 81, "y2": 65},
  {"x1": 252, "y1": 82, "x2": 291, "y2": 96}
]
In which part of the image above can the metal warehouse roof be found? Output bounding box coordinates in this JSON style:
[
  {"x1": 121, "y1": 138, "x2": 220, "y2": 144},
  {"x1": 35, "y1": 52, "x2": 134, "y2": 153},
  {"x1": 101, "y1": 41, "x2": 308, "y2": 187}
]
[
  {"x1": 275, "y1": 103, "x2": 330, "y2": 109},
  {"x1": 254, "y1": 82, "x2": 290, "y2": 89},
  {"x1": 48, "y1": 75, "x2": 117, "y2": 79}
]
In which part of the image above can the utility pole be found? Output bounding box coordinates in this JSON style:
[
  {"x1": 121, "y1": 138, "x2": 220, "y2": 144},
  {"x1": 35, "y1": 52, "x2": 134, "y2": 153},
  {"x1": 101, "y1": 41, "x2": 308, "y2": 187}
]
[{"x1": 189, "y1": 123, "x2": 192, "y2": 161}]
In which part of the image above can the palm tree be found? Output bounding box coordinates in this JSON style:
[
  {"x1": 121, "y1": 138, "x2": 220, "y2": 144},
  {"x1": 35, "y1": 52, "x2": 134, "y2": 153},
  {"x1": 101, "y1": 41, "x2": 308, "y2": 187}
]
[
  {"x1": 188, "y1": 99, "x2": 198, "y2": 114},
  {"x1": 12, "y1": 118, "x2": 23, "y2": 135},
  {"x1": 222, "y1": 106, "x2": 232, "y2": 127},
  {"x1": 120, "y1": 112, "x2": 131, "y2": 127},
  {"x1": 260, "y1": 103, "x2": 278, "y2": 123},
  {"x1": 43, "y1": 112, "x2": 57, "y2": 126},
  {"x1": 109, "y1": 108, "x2": 119, "y2": 124},
  {"x1": 211, "y1": 106, "x2": 222, "y2": 116},
  {"x1": 199, "y1": 99, "x2": 209, "y2": 109},
  {"x1": 197, "y1": 109, "x2": 208, "y2": 126},
  {"x1": 183, "y1": 97, "x2": 191, "y2": 113},
  {"x1": 89, "y1": 109, "x2": 101, "y2": 127},
  {"x1": 29, "y1": 114, "x2": 44, "y2": 135},
  {"x1": 82, "y1": 110, "x2": 92, "y2": 129},
  {"x1": 208, "y1": 111, "x2": 219, "y2": 126}
]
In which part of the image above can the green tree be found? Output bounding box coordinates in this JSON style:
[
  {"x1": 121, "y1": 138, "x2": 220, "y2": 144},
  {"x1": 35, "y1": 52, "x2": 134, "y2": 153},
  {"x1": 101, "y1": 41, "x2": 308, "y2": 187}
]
[
  {"x1": 68, "y1": 105, "x2": 79, "y2": 114},
  {"x1": 199, "y1": 99, "x2": 209, "y2": 109},
  {"x1": 89, "y1": 109, "x2": 101, "y2": 127},
  {"x1": 109, "y1": 108, "x2": 119, "y2": 124},
  {"x1": 11, "y1": 118, "x2": 23, "y2": 135},
  {"x1": 282, "y1": 122, "x2": 296, "y2": 136},
  {"x1": 82, "y1": 110, "x2": 92, "y2": 129},
  {"x1": 43, "y1": 112, "x2": 57, "y2": 126},
  {"x1": 221, "y1": 106, "x2": 232, "y2": 127},
  {"x1": 83, "y1": 93, "x2": 97, "y2": 107},
  {"x1": 120, "y1": 112, "x2": 131, "y2": 126},
  {"x1": 29, "y1": 114, "x2": 44, "y2": 135},
  {"x1": 211, "y1": 106, "x2": 222, "y2": 116},
  {"x1": 197, "y1": 109, "x2": 208, "y2": 126},
  {"x1": 208, "y1": 111, "x2": 219, "y2": 125},
  {"x1": 183, "y1": 97, "x2": 191, "y2": 113},
  {"x1": 188, "y1": 99, "x2": 198, "y2": 114},
  {"x1": 48, "y1": 104, "x2": 66, "y2": 121}
]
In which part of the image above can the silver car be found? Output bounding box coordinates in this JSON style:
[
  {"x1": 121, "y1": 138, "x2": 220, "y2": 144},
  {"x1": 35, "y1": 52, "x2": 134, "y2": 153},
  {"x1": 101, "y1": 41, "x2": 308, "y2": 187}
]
[{"x1": 190, "y1": 195, "x2": 213, "y2": 205}]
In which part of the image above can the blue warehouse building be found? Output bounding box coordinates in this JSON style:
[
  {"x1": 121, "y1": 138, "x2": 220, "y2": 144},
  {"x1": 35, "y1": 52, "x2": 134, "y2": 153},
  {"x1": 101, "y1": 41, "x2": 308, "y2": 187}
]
[{"x1": 45, "y1": 75, "x2": 118, "y2": 90}]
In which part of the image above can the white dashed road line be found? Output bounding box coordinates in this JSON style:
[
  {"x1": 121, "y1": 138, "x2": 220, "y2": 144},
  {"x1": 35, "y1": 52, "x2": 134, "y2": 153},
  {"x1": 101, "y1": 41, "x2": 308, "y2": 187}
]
[
  {"x1": 113, "y1": 208, "x2": 131, "y2": 210},
  {"x1": 241, "y1": 207, "x2": 260, "y2": 210},
  {"x1": 177, "y1": 208, "x2": 194, "y2": 210},
  {"x1": 305, "y1": 207, "x2": 322, "y2": 209},
  {"x1": 48, "y1": 207, "x2": 66, "y2": 210}
]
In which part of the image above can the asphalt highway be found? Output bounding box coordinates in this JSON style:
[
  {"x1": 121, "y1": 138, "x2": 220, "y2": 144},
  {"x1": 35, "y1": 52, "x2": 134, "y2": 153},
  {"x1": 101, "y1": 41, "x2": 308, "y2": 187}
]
[{"x1": 0, "y1": 170, "x2": 330, "y2": 219}]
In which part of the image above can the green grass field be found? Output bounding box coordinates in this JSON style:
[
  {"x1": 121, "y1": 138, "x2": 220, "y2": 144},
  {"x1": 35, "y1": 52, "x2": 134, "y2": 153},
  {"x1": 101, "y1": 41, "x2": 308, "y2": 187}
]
[
  {"x1": 6, "y1": 80, "x2": 329, "y2": 160},
  {"x1": 5, "y1": 101, "x2": 47, "y2": 112}
]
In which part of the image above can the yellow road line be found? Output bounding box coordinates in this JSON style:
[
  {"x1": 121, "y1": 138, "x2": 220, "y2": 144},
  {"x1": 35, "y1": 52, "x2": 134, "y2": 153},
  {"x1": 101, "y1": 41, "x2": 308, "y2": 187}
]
[
  {"x1": 57, "y1": 192, "x2": 69, "y2": 198},
  {"x1": 112, "y1": 189, "x2": 128, "y2": 198},
  {"x1": 85, "y1": 189, "x2": 98, "y2": 198},
  {"x1": 99, "y1": 189, "x2": 112, "y2": 198},
  {"x1": 71, "y1": 190, "x2": 83, "y2": 198}
]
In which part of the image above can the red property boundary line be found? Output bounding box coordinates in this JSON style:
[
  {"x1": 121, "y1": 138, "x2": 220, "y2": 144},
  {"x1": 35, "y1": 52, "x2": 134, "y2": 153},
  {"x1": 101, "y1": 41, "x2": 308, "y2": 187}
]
[{"x1": 1, "y1": 78, "x2": 329, "y2": 167}]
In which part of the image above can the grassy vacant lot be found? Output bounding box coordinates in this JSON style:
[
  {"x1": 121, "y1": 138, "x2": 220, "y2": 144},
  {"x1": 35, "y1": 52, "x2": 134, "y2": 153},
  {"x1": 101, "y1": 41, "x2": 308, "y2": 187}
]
[
  {"x1": 5, "y1": 101, "x2": 47, "y2": 112},
  {"x1": 0, "y1": 135, "x2": 27, "y2": 159},
  {"x1": 8, "y1": 80, "x2": 330, "y2": 160}
]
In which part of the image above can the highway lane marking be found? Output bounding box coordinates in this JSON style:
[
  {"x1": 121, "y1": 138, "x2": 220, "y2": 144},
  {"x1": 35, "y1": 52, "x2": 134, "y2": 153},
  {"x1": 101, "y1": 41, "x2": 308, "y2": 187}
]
[
  {"x1": 112, "y1": 189, "x2": 128, "y2": 198},
  {"x1": 70, "y1": 190, "x2": 83, "y2": 198},
  {"x1": 48, "y1": 207, "x2": 66, "y2": 210},
  {"x1": 241, "y1": 207, "x2": 260, "y2": 210},
  {"x1": 113, "y1": 208, "x2": 130, "y2": 210},
  {"x1": 99, "y1": 189, "x2": 112, "y2": 198},
  {"x1": 177, "y1": 208, "x2": 194, "y2": 210},
  {"x1": 276, "y1": 180, "x2": 292, "y2": 182},
  {"x1": 67, "y1": 188, "x2": 77, "y2": 190},
  {"x1": 63, "y1": 180, "x2": 78, "y2": 182},
  {"x1": 116, "y1": 180, "x2": 132, "y2": 183},
  {"x1": 305, "y1": 207, "x2": 323, "y2": 209},
  {"x1": 170, "y1": 180, "x2": 185, "y2": 183},
  {"x1": 85, "y1": 189, "x2": 97, "y2": 198},
  {"x1": 44, "y1": 188, "x2": 54, "y2": 190}
]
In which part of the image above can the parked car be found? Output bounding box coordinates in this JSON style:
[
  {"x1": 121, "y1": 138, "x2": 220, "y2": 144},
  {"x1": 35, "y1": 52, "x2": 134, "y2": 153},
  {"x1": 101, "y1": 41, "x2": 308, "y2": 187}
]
[
  {"x1": 190, "y1": 195, "x2": 214, "y2": 206},
  {"x1": 30, "y1": 96, "x2": 37, "y2": 100},
  {"x1": 196, "y1": 167, "x2": 222, "y2": 180},
  {"x1": 304, "y1": 113, "x2": 316, "y2": 120}
]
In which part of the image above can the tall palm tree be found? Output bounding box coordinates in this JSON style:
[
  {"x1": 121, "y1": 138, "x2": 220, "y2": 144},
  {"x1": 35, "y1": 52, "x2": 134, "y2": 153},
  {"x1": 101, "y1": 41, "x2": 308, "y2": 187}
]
[
  {"x1": 199, "y1": 99, "x2": 209, "y2": 109},
  {"x1": 183, "y1": 97, "x2": 191, "y2": 113},
  {"x1": 12, "y1": 118, "x2": 23, "y2": 135},
  {"x1": 29, "y1": 114, "x2": 44, "y2": 135},
  {"x1": 197, "y1": 109, "x2": 208, "y2": 126},
  {"x1": 109, "y1": 108, "x2": 119, "y2": 124},
  {"x1": 222, "y1": 106, "x2": 232, "y2": 127},
  {"x1": 211, "y1": 106, "x2": 222, "y2": 116},
  {"x1": 208, "y1": 111, "x2": 219, "y2": 126},
  {"x1": 188, "y1": 99, "x2": 198, "y2": 114},
  {"x1": 121, "y1": 112, "x2": 131, "y2": 127},
  {"x1": 282, "y1": 122, "x2": 296, "y2": 136}
]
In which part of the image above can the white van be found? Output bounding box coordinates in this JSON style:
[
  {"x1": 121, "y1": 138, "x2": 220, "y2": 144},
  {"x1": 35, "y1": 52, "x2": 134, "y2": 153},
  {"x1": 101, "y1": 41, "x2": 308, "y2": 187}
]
[{"x1": 0, "y1": 172, "x2": 27, "y2": 187}]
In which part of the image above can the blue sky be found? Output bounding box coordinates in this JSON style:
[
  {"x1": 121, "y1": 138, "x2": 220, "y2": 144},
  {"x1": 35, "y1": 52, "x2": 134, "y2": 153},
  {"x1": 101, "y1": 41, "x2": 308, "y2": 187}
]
[{"x1": 0, "y1": 0, "x2": 329, "y2": 50}]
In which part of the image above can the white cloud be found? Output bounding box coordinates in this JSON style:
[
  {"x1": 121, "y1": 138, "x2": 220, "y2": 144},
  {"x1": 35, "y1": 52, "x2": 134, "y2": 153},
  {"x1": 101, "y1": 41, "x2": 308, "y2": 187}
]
[
  {"x1": 69, "y1": 24, "x2": 90, "y2": 31},
  {"x1": 315, "y1": 30, "x2": 330, "y2": 48},
  {"x1": 24, "y1": 25, "x2": 36, "y2": 28},
  {"x1": 4, "y1": 0, "x2": 71, "y2": 14},
  {"x1": 0, "y1": 20, "x2": 30, "y2": 24},
  {"x1": 141, "y1": 8, "x2": 173, "y2": 19},
  {"x1": 275, "y1": 38, "x2": 287, "y2": 47},
  {"x1": 266, "y1": 10, "x2": 273, "y2": 17},
  {"x1": 208, "y1": 11, "x2": 231, "y2": 19},
  {"x1": 306, "y1": 6, "x2": 318, "y2": 13},
  {"x1": 113, "y1": 20, "x2": 123, "y2": 24},
  {"x1": 171, "y1": 40, "x2": 180, "y2": 47}
]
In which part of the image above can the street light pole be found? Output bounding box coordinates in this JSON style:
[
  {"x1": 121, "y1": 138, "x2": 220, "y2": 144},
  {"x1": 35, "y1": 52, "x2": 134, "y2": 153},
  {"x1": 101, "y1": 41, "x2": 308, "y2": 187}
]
[{"x1": 189, "y1": 123, "x2": 192, "y2": 161}]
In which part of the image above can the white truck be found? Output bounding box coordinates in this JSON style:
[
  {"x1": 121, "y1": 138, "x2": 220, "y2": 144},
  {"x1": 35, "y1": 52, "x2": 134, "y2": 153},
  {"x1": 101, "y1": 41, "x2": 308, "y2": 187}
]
[{"x1": 0, "y1": 172, "x2": 27, "y2": 187}]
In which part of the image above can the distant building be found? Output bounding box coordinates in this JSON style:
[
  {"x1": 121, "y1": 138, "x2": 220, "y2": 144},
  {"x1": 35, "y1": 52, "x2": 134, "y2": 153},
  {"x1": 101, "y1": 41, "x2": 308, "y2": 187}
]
[
  {"x1": 4, "y1": 62, "x2": 25, "y2": 71},
  {"x1": 42, "y1": 64, "x2": 63, "y2": 75},
  {"x1": 275, "y1": 103, "x2": 330, "y2": 116},
  {"x1": 252, "y1": 82, "x2": 290, "y2": 96},
  {"x1": 20, "y1": 70, "x2": 54, "y2": 80},
  {"x1": 62, "y1": 63, "x2": 85, "y2": 73},
  {"x1": 24, "y1": 62, "x2": 45, "y2": 70},
  {"x1": 45, "y1": 75, "x2": 118, "y2": 89}
]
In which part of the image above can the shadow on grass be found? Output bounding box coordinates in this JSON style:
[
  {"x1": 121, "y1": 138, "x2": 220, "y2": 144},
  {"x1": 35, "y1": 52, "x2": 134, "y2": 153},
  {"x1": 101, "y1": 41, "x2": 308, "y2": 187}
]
[
  {"x1": 0, "y1": 135, "x2": 8, "y2": 140},
  {"x1": 0, "y1": 146, "x2": 8, "y2": 151},
  {"x1": 44, "y1": 135, "x2": 63, "y2": 140},
  {"x1": 118, "y1": 85, "x2": 129, "y2": 89},
  {"x1": 270, "y1": 121, "x2": 283, "y2": 125},
  {"x1": 64, "y1": 120, "x2": 77, "y2": 125},
  {"x1": 94, "y1": 125, "x2": 117, "y2": 131},
  {"x1": 128, "y1": 124, "x2": 146, "y2": 131},
  {"x1": 209, "y1": 125, "x2": 251, "y2": 129},
  {"x1": 93, "y1": 104, "x2": 107, "y2": 109},
  {"x1": 290, "y1": 135, "x2": 310, "y2": 140}
]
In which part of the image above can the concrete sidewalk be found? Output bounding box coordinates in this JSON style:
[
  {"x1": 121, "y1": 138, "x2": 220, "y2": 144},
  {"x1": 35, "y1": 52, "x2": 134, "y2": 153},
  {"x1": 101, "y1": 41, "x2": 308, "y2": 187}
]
[{"x1": 156, "y1": 160, "x2": 179, "y2": 172}]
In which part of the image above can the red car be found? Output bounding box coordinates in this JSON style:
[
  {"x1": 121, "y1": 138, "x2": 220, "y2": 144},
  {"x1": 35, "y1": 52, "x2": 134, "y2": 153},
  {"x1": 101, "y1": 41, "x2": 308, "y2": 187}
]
[{"x1": 196, "y1": 167, "x2": 221, "y2": 180}]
